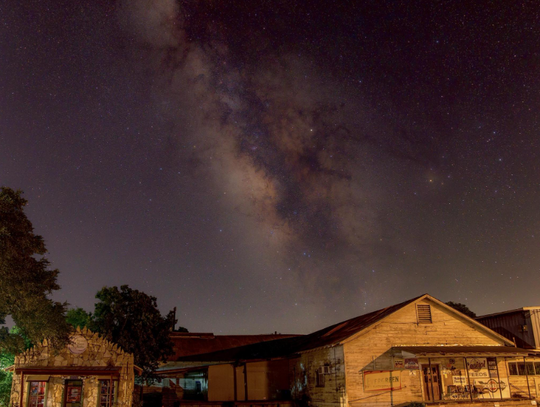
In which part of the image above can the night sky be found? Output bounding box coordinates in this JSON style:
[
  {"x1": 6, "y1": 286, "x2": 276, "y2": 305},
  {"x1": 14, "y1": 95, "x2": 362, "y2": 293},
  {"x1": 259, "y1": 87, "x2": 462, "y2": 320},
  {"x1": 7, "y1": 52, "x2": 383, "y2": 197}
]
[{"x1": 2, "y1": 1, "x2": 540, "y2": 335}]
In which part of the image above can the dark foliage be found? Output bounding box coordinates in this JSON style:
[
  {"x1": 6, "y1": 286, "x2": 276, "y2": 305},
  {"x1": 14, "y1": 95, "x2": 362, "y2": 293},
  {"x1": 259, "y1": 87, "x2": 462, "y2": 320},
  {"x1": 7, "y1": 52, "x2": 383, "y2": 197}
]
[
  {"x1": 0, "y1": 187, "x2": 70, "y2": 354},
  {"x1": 66, "y1": 308, "x2": 92, "y2": 330},
  {"x1": 90, "y1": 285, "x2": 180, "y2": 379},
  {"x1": 446, "y1": 301, "x2": 477, "y2": 318}
]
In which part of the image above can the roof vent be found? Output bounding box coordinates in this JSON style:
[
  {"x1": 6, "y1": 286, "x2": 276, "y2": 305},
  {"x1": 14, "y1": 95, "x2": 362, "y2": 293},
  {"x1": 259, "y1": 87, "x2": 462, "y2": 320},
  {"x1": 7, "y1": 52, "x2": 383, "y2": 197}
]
[{"x1": 417, "y1": 304, "x2": 432, "y2": 324}]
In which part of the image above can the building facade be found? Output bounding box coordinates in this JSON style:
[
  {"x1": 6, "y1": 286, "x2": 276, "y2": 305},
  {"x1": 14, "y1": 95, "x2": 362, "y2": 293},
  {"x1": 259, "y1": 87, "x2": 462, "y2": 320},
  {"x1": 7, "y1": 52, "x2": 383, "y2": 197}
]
[
  {"x1": 9, "y1": 328, "x2": 138, "y2": 407},
  {"x1": 155, "y1": 295, "x2": 540, "y2": 407}
]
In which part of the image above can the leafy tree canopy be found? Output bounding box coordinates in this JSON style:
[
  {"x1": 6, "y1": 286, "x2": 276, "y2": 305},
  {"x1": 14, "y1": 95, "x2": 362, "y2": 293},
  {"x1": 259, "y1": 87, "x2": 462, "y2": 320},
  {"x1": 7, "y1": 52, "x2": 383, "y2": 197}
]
[
  {"x1": 0, "y1": 350, "x2": 14, "y2": 407},
  {"x1": 66, "y1": 308, "x2": 92, "y2": 330},
  {"x1": 0, "y1": 187, "x2": 70, "y2": 353},
  {"x1": 90, "y1": 285, "x2": 182, "y2": 379},
  {"x1": 446, "y1": 301, "x2": 477, "y2": 318},
  {"x1": 0, "y1": 327, "x2": 32, "y2": 407}
]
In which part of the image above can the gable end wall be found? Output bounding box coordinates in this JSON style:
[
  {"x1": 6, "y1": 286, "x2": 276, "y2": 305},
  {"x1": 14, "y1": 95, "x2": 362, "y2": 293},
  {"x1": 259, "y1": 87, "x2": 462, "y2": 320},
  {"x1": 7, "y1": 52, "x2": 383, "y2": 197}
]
[{"x1": 342, "y1": 299, "x2": 505, "y2": 407}]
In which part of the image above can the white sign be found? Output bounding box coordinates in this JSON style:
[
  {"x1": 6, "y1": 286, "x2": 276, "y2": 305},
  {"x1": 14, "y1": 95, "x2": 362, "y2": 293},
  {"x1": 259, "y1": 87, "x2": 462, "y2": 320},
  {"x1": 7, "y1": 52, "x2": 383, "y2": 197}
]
[
  {"x1": 453, "y1": 376, "x2": 467, "y2": 385},
  {"x1": 68, "y1": 334, "x2": 88, "y2": 354}
]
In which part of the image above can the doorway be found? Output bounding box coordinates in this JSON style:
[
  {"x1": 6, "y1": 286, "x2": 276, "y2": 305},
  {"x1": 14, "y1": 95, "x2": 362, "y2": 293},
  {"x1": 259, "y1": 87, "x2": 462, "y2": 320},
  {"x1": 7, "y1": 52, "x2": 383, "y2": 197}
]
[{"x1": 422, "y1": 365, "x2": 442, "y2": 401}]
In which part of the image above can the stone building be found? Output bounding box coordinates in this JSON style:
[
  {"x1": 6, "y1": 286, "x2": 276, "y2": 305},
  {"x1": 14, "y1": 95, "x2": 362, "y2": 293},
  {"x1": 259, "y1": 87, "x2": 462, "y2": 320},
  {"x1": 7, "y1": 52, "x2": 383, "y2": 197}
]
[{"x1": 8, "y1": 327, "x2": 139, "y2": 407}]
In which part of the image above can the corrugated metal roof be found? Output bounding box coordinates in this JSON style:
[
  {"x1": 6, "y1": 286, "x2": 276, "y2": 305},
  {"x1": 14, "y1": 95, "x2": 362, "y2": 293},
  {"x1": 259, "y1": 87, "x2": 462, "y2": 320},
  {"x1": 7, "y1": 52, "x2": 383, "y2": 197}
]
[
  {"x1": 477, "y1": 306, "x2": 540, "y2": 319},
  {"x1": 169, "y1": 333, "x2": 301, "y2": 360}
]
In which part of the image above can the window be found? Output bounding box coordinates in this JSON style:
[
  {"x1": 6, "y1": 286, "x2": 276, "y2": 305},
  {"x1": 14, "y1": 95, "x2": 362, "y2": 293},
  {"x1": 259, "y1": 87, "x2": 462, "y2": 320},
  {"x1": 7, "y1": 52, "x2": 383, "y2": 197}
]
[
  {"x1": 28, "y1": 382, "x2": 47, "y2": 407},
  {"x1": 65, "y1": 380, "x2": 83, "y2": 407},
  {"x1": 417, "y1": 305, "x2": 432, "y2": 324},
  {"x1": 316, "y1": 366, "x2": 330, "y2": 387},
  {"x1": 98, "y1": 380, "x2": 117, "y2": 407},
  {"x1": 508, "y1": 362, "x2": 539, "y2": 376},
  {"x1": 316, "y1": 368, "x2": 325, "y2": 387}
]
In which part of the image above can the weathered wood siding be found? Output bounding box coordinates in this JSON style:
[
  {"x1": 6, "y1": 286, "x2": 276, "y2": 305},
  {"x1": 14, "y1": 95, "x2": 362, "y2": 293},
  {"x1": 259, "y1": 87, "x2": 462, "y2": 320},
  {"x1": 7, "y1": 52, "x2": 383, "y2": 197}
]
[
  {"x1": 245, "y1": 360, "x2": 291, "y2": 401},
  {"x1": 291, "y1": 346, "x2": 346, "y2": 407},
  {"x1": 208, "y1": 364, "x2": 235, "y2": 401},
  {"x1": 501, "y1": 358, "x2": 540, "y2": 399},
  {"x1": 342, "y1": 298, "x2": 506, "y2": 407}
]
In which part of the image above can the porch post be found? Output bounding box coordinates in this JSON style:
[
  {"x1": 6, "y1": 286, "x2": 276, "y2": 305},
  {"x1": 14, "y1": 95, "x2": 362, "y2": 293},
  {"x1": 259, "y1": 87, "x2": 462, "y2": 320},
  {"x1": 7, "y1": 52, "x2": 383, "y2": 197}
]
[
  {"x1": 19, "y1": 372, "x2": 24, "y2": 407},
  {"x1": 243, "y1": 363, "x2": 248, "y2": 401},
  {"x1": 389, "y1": 370, "x2": 393, "y2": 407},
  {"x1": 233, "y1": 364, "x2": 238, "y2": 402},
  {"x1": 524, "y1": 357, "x2": 531, "y2": 399},
  {"x1": 464, "y1": 357, "x2": 474, "y2": 402},
  {"x1": 428, "y1": 358, "x2": 434, "y2": 401},
  {"x1": 504, "y1": 357, "x2": 509, "y2": 396},
  {"x1": 109, "y1": 375, "x2": 113, "y2": 407},
  {"x1": 495, "y1": 357, "x2": 503, "y2": 399}
]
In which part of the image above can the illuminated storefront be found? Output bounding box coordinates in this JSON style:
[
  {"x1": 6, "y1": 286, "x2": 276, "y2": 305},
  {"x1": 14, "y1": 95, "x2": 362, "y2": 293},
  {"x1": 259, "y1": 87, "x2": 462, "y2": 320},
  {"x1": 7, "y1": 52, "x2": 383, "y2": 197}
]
[
  {"x1": 393, "y1": 346, "x2": 540, "y2": 402},
  {"x1": 8, "y1": 328, "x2": 139, "y2": 407}
]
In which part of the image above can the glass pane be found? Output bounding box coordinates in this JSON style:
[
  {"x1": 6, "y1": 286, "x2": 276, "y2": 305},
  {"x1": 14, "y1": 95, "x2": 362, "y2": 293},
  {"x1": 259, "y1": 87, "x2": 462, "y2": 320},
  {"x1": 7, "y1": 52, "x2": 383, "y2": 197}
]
[
  {"x1": 517, "y1": 363, "x2": 526, "y2": 376},
  {"x1": 527, "y1": 362, "x2": 535, "y2": 375},
  {"x1": 508, "y1": 363, "x2": 518, "y2": 375},
  {"x1": 535, "y1": 362, "x2": 540, "y2": 375},
  {"x1": 29, "y1": 381, "x2": 46, "y2": 407},
  {"x1": 99, "y1": 380, "x2": 117, "y2": 407}
]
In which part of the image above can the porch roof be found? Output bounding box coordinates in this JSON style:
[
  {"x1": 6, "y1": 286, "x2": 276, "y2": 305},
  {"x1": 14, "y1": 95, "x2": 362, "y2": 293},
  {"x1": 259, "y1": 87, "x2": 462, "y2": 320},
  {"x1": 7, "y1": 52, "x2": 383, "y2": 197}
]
[
  {"x1": 394, "y1": 346, "x2": 540, "y2": 357},
  {"x1": 14, "y1": 366, "x2": 122, "y2": 376}
]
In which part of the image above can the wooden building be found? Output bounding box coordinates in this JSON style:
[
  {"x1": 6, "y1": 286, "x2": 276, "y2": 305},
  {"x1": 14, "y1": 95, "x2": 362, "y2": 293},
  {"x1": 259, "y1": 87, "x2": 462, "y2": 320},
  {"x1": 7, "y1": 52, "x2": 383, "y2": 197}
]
[
  {"x1": 8, "y1": 327, "x2": 140, "y2": 407},
  {"x1": 156, "y1": 294, "x2": 540, "y2": 407}
]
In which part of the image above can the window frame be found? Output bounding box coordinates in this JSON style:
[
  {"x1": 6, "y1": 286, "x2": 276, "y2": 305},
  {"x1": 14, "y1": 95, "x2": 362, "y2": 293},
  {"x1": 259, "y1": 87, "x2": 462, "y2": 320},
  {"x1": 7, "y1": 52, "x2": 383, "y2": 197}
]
[
  {"x1": 27, "y1": 381, "x2": 48, "y2": 407},
  {"x1": 97, "y1": 379, "x2": 118, "y2": 407},
  {"x1": 508, "y1": 361, "x2": 540, "y2": 376}
]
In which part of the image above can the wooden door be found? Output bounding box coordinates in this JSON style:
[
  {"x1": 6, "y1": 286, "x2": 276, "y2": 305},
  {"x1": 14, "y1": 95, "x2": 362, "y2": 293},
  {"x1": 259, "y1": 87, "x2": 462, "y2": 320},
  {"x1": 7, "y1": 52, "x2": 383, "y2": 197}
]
[{"x1": 422, "y1": 366, "x2": 442, "y2": 401}]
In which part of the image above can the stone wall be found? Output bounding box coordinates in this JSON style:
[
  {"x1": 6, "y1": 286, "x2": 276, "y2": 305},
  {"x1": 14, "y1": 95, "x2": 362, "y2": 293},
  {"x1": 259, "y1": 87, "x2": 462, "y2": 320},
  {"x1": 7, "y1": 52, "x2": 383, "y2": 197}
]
[{"x1": 10, "y1": 327, "x2": 135, "y2": 407}]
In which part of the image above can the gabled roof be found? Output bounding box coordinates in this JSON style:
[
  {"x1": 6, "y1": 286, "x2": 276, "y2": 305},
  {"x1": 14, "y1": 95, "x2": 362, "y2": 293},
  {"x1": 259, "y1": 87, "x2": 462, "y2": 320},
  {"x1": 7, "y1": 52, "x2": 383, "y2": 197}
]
[
  {"x1": 170, "y1": 294, "x2": 516, "y2": 364},
  {"x1": 175, "y1": 295, "x2": 425, "y2": 362}
]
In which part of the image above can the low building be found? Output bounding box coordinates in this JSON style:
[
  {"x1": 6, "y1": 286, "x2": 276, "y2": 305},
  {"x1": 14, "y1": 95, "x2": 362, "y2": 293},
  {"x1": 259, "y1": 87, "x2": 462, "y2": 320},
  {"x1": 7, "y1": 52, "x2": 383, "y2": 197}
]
[
  {"x1": 156, "y1": 294, "x2": 540, "y2": 407},
  {"x1": 8, "y1": 327, "x2": 140, "y2": 407},
  {"x1": 147, "y1": 332, "x2": 299, "y2": 407}
]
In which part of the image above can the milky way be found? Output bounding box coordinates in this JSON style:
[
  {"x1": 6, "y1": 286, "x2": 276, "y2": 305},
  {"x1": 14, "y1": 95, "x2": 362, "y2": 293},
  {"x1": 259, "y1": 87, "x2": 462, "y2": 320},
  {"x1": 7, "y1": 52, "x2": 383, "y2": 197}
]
[
  {"x1": 2, "y1": 0, "x2": 539, "y2": 333},
  {"x1": 116, "y1": 0, "x2": 442, "y2": 306}
]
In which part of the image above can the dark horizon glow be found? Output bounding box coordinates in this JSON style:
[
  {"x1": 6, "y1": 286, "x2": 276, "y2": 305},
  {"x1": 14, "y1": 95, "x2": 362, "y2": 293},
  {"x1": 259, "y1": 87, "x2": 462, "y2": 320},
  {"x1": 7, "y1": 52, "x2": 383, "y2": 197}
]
[{"x1": 1, "y1": 0, "x2": 539, "y2": 335}]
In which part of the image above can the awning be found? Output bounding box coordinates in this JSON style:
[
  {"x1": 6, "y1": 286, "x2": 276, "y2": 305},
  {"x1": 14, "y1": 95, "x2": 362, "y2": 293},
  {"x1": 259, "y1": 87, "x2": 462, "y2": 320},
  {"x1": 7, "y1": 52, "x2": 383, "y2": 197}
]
[
  {"x1": 15, "y1": 366, "x2": 121, "y2": 376},
  {"x1": 393, "y1": 346, "x2": 540, "y2": 357}
]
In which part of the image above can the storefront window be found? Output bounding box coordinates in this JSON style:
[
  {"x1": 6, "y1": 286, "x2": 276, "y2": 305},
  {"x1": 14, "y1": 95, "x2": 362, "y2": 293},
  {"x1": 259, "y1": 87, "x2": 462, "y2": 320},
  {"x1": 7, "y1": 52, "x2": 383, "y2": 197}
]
[
  {"x1": 64, "y1": 380, "x2": 83, "y2": 407},
  {"x1": 28, "y1": 381, "x2": 47, "y2": 407},
  {"x1": 99, "y1": 380, "x2": 117, "y2": 407},
  {"x1": 508, "y1": 362, "x2": 539, "y2": 376}
]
